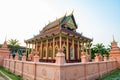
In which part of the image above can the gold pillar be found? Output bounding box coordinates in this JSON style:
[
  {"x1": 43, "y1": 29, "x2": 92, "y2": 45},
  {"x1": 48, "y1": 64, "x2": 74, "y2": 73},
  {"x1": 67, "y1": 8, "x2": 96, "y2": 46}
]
[
  {"x1": 66, "y1": 36, "x2": 69, "y2": 60},
  {"x1": 40, "y1": 41, "x2": 42, "y2": 59},
  {"x1": 72, "y1": 38, "x2": 75, "y2": 59},
  {"x1": 59, "y1": 33, "x2": 62, "y2": 49},
  {"x1": 36, "y1": 42, "x2": 38, "y2": 51},
  {"x1": 82, "y1": 39, "x2": 84, "y2": 52},
  {"x1": 53, "y1": 37, "x2": 55, "y2": 59},
  {"x1": 46, "y1": 39, "x2": 48, "y2": 59},
  {"x1": 77, "y1": 40, "x2": 80, "y2": 60},
  {"x1": 85, "y1": 41, "x2": 87, "y2": 53},
  {"x1": 28, "y1": 43, "x2": 30, "y2": 49},
  {"x1": 26, "y1": 42, "x2": 28, "y2": 53},
  {"x1": 32, "y1": 42, "x2": 34, "y2": 52},
  {"x1": 88, "y1": 41, "x2": 91, "y2": 54},
  {"x1": 29, "y1": 43, "x2": 31, "y2": 54}
]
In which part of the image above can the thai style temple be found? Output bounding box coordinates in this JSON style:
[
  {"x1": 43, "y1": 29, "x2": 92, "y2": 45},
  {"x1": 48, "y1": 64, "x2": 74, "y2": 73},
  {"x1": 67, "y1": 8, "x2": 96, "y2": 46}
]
[{"x1": 25, "y1": 13, "x2": 92, "y2": 62}]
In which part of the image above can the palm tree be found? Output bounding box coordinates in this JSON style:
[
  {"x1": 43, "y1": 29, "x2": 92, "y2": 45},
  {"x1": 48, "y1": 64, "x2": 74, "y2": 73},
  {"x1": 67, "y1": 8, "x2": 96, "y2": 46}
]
[
  {"x1": 8, "y1": 39, "x2": 20, "y2": 54},
  {"x1": 91, "y1": 43, "x2": 108, "y2": 59},
  {"x1": 8, "y1": 39, "x2": 20, "y2": 46},
  {"x1": 94, "y1": 43, "x2": 105, "y2": 53}
]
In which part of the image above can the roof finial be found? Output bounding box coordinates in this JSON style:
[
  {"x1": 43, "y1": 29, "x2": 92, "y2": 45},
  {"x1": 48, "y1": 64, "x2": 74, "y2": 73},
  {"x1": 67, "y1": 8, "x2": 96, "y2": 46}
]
[
  {"x1": 56, "y1": 17, "x2": 58, "y2": 20},
  {"x1": 64, "y1": 12, "x2": 67, "y2": 16},
  {"x1": 5, "y1": 35, "x2": 7, "y2": 42},
  {"x1": 113, "y1": 35, "x2": 115, "y2": 42},
  {"x1": 48, "y1": 20, "x2": 51, "y2": 23},
  {"x1": 71, "y1": 9, "x2": 74, "y2": 14}
]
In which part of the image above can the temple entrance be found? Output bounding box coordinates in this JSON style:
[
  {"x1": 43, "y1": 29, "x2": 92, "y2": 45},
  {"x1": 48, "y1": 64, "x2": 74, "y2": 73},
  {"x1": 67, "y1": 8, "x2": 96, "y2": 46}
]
[{"x1": 48, "y1": 46, "x2": 52, "y2": 59}]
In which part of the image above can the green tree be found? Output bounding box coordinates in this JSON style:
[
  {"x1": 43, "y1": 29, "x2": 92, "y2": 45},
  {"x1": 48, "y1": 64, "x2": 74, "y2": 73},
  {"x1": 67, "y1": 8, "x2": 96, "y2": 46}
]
[
  {"x1": 91, "y1": 43, "x2": 109, "y2": 59},
  {"x1": 7, "y1": 39, "x2": 20, "y2": 54}
]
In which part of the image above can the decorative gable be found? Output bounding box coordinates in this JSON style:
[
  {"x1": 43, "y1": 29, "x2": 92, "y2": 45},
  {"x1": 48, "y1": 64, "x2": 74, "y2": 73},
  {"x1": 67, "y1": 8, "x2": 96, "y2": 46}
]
[
  {"x1": 66, "y1": 17, "x2": 76, "y2": 29},
  {"x1": 62, "y1": 14, "x2": 77, "y2": 30}
]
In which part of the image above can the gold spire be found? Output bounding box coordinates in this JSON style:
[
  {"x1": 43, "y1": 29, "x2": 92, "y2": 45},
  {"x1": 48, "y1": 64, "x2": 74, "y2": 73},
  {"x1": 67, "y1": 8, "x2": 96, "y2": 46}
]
[
  {"x1": 113, "y1": 35, "x2": 115, "y2": 42},
  {"x1": 48, "y1": 20, "x2": 51, "y2": 23},
  {"x1": 5, "y1": 35, "x2": 7, "y2": 41},
  {"x1": 71, "y1": 9, "x2": 74, "y2": 14},
  {"x1": 56, "y1": 17, "x2": 58, "y2": 20},
  {"x1": 65, "y1": 12, "x2": 67, "y2": 16}
]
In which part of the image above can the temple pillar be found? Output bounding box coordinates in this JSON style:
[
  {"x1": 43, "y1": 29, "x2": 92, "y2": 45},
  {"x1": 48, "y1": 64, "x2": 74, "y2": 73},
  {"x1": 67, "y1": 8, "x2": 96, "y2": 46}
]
[
  {"x1": 59, "y1": 33, "x2": 62, "y2": 49},
  {"x1": 72, "y1": 37, "x2": 75, "y2": 59},
  {"x1": 26, "y1": 42, "x2": 28, "y2": 53},
  {"x1": 82, "y1": 39, "x2": 84, "y2": 52},
  {"x1": 77, "y1": 40, "x2": 80, "y2": 60},
  {"x1": 88, "y1": 41, "x2": 91, "y2": 54},
  {"x1": 28, "y1": 43, "x2": 30, "y2": 54},
  {"x1": 36, "y1": 42, "x2": 38, "y2": 51},
  {"x1": 29, "y1": 43, "x2": 30, "y2": 49},
  {"x1": 53, "y1": 37, "x2": 55, "y2": 59},
  {"x1": 40, "y1": 41, "x2": 42, "y2": 59},
  {"x1": 66, "y1": 35, "x2": 69, "y2": 60},
  {"x1": 85, "y1": 41, "x2": 88, "y2": 53},
  {"x1": 32, "y1": 42, "x2": 34, "y2": 52},
  {"x1": 46, "y1": 39, "x2": 48, "y2": 59}
]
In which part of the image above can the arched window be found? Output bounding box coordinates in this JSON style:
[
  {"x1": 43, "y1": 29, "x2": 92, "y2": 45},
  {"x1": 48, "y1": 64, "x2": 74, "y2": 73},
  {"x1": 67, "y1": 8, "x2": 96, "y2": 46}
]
[
  {"x1": 43, "y1": 47, "x2": 46, "y2": 59},
  {"x1": 48, "y1": 46, "x2": 52, "y2": 59},
  {"x1": 55, "y1": 47, "x2": 58, "y2": 57},
  {"x1": 63, "y1": 46, "x2": 66, "y2": 59},
  {"x1": 70, "y1": 46, "x2": 73, "y2": 60},
  {"x1": 63, "y1": 47, "x2": 66, "y2": 54}
]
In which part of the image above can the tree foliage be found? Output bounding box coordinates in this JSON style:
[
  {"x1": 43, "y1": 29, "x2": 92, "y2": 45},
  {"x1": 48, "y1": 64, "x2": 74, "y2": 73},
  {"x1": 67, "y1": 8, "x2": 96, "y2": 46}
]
[
  {"x1": 91, "y1": 43, "x2": 111, "y2": 59},
  {"x1": 7, "y1": 39, "x2": 20, "y2": 54}
]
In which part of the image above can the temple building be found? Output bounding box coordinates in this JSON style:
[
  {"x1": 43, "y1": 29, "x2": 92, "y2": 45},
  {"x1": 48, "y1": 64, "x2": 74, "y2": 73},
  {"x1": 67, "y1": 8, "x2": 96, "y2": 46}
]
[{"x1": 25, "y1": 13, "x2": 92, "y2": 62}]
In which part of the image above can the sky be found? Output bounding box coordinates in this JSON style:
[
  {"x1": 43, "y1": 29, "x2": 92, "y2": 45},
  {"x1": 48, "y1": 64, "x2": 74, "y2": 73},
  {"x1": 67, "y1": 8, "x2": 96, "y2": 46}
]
[{"x1": 0, "y1": 0, "x2": 120, "y2": 47}]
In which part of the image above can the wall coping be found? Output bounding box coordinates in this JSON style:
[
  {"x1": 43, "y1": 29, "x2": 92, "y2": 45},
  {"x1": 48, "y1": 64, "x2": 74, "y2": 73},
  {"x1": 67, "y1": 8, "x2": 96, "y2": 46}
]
[{"x1": 4, "y1": 59, "x2": 116, "y2": 67}]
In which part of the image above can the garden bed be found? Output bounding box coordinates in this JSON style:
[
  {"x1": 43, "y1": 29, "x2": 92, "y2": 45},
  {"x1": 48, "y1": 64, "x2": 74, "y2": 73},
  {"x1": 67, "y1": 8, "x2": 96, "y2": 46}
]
[{"x1": 0, "y1": 67, "x2": 23, "y2": 80}]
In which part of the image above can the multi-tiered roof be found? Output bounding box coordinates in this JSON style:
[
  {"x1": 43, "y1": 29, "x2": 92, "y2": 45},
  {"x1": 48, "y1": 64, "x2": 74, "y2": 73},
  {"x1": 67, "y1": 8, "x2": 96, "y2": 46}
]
[{"x1": 25, "y1": 13, "x2": 92, "y2": 42}]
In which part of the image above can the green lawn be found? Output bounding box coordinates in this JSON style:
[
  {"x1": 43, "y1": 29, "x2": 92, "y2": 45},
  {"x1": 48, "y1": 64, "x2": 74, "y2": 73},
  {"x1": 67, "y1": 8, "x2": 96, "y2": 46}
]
[
  {"x1": 100, "y1": 69, "x2": 120, "y2": 80},
  {"x1": 0, "y1": 67, "x2": 24, "y2": 80}
]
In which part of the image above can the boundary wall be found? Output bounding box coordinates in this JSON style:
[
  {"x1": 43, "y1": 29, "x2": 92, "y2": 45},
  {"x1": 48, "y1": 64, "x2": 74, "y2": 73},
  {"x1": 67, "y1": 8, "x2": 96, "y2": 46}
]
[{"x1": 3, "y1": 59, "x2": 117, "y2": 80}]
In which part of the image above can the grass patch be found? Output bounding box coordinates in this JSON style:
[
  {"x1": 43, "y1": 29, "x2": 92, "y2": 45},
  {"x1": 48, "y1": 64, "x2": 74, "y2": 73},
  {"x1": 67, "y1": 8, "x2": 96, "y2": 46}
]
[
  {"x1": 100, "y1": 69, "x2": 120, "y2": 80},
  {"x1": 0, "y1": 67, "x2": 23, "y2": 80}
]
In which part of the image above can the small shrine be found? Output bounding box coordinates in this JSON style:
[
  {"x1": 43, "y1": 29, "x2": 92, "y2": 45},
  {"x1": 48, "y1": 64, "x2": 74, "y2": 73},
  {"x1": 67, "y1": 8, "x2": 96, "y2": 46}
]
[
  {"x1": 109, "y1": 37, "x2": 120, "y2": 67},
  {"x1": 0, "y1": 40, "x2": 10, "y2": 66}
]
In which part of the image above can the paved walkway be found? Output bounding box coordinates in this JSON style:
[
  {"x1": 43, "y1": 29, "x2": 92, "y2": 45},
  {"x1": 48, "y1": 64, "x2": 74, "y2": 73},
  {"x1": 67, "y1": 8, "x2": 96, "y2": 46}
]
[{"x1": 0, "y1": 75, "x2": 6, "y2": 80}]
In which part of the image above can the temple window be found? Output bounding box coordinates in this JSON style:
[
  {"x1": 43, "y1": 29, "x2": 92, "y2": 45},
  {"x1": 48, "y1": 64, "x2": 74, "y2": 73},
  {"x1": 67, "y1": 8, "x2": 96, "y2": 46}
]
[
  {"x1": 43, "y1": 47, "x2": 46, "y2": 59},
  {"x1": 48, "y1": 46, "x2": 52, "y2": 59},
  {"x1": 63, "y1": 46, "x2": 66, "y2": 59},
  {"x1": 55, "y1": 47, "x2": 58, "y2": 57},
  {"x1": 70, "y1": 46, "x2": 73, "y2": 60}
]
